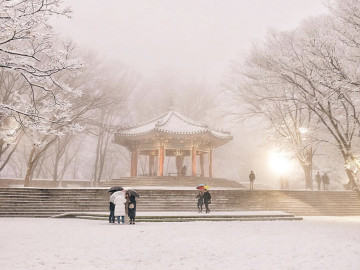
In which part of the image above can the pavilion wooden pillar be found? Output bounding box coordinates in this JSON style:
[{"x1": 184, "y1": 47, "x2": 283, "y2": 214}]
[
  {"x1": 149, "y1": 155, "x2": 155, "y2": 176},
  {"x1": 191, "y1": 146, "x2": 197, "y2": 176},
  {"x1": 130, "y1": 149, "x2": 138, "y2": 177},
  {"x1": 208, "y1": 149, "x2": 213, "y2": 178},
  {"x1": 158, "y1": 145, "x2": 165, "y2": 176},
  {"x1": 200, "y1": 153, "x2": 205, "y2": 177}
]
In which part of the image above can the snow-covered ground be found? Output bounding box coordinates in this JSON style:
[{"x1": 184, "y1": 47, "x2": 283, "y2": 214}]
[{"x1": 1, "y1": 216, "x2": 360, "y2": 270}]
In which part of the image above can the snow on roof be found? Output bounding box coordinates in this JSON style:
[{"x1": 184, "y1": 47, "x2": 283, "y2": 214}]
[{"x1": 116, "y1": 111, "x2": 232, "y2": 140}]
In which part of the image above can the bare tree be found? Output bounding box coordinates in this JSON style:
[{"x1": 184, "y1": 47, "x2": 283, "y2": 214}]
[
  {"x1": 90, "y1": 70, "x2": 135, "y2": 184},
  {"x1": 227, "y1": 2, "x2": 360, "y2": 189},
  {"x1": 0, "y1": 70, "x2": 27, "y2": 173}
]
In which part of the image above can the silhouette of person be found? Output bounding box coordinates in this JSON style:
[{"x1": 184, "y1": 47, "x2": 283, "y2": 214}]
[
  {"x1": 203, "y1": 189, "x2": 211, "y2": 213},
  {"x1": 322, "y1": 173, "x2": 330, "y2": 190},
  {"x1": 181, "y1": 165, "x2": 187, "y2": 176},
  {"x1": 249, "y1": 171, "x2": 255, "y2": 190}
]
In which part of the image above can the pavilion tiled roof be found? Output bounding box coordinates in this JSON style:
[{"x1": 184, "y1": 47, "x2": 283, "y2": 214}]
[{"x1": 116, "y1": 111, "x2": 232, "y2": 140}]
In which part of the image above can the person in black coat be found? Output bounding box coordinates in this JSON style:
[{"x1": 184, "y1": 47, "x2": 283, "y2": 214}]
[
  {"x1": 249, "y1": 171, "x2": 255, "y2": 190},
  {"x1": 109, "y1": 193, "x2": 115, "y2": 223},
  {"x1": 196, "y1": 191, "x2": 204, "y2": 213},
  {"x1": 203, "y1": 189, "x2": 211, "y2": 213},
  {"x1": 128, "y1": 194, "x2": 137, "y2": 225},
  {"x1": 322, "y1": 173, "x2": 330, "y2": 190}
]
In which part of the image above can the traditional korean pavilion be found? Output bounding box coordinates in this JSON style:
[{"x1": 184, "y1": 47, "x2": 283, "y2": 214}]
[{"x1": 113, "y1": 111, "x2": 232, "y2": 177}]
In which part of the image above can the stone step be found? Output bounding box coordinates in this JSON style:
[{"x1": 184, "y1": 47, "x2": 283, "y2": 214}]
[{"x1": 0, "y1": 188, "x2": 359, "y2": 217}]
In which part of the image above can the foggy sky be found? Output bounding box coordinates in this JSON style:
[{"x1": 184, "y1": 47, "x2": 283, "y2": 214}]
[{"x1": 53, "y1": 0, "x2": 328, "y2": 83}]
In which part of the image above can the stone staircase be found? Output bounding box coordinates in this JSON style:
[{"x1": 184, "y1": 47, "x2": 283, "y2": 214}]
[
  {"x1": 0, "y1": 188, "x2": 360, "y2": 217},
  {"x1": 101, "y1": 176, "x2": 244, "y2": 188}
]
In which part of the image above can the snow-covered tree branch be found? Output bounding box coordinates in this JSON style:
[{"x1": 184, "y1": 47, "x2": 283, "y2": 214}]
[{"x1": 0, "y1": 0, "x2": 83, "y2": 140}]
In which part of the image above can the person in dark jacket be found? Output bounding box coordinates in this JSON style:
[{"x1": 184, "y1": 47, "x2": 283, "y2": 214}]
[
  {"x1": 249, "y1": 171, "x2": 255, "y2": 190},
  {"x1": 203, "y1": 189, "x2": 211, "y2": 213},
  {"x1": 196, "y1": 191, "x2": 204, "y2": 213},
  {"x1": 322, "y1": 173, "x2": 330, "y2": 190},
  {"x1": 128, "y1": 194, "x2": 137, "y2": 225},
  {"x1": 109, "y1": 192, "x2": 115, "y2": 223},
  {"x1": 125, "y1": 192, "x2": 130, "y2": 224},
  {"x1": 181, "y1": 165, "x2": 187, "y2": 176}
]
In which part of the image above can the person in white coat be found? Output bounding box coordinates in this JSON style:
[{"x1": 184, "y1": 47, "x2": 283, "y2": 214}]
[{"x1": 114, "y1": 193, "x2": 126, "y2": 224}]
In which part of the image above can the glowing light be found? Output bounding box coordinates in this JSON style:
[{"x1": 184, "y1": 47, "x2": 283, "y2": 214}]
[{"x1": 269, "y1": 150, "x2": 291, "y2": 174}]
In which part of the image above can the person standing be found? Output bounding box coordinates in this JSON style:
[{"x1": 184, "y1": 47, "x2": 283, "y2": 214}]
[
  {"x1": 109, "y1": 194, "x2": 115, "y2": 223},
  {"x1": 196, "y1": 190, "x2": 204, "y2": 213},
  {"x1": 203, "y1": 189, "x2": 211, "y2": 213},
  {"x1": 322, "y1": 173, "x2": 330, "y2": 190},
  {"x1": 249, "y1": 171, "x2": 256, "y2": 190},
  {"x1": 125, "y1": 192, "x2": 130, "y2": 224},
  {"x1": 315, "y1": 172, "x2": 321, "y2": 190},
  {"x1": 181, "y1": 165, "x2": 187, "y2": 176},
  {"x1": 114, "y1": 193, "x2": 126, "y2": 224},
  {"x1": 128, "y1": 194, "x2": 137, "y2": 225}
]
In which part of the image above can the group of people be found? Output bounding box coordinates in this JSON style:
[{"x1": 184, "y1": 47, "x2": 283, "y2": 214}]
[
  {"x1": 109, "y1": 191, "x2": 137, "y2": 225},
  {"x1": 315, "y1": 172, "x2": 330, "y2": 190},
  {"x1": 196, "y1": 189, "x2": 211, "y2": 213}
]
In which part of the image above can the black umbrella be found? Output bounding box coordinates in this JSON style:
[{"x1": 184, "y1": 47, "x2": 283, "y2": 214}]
[
  {"x1": 126, "y1": 189, "x2": 139, "y2": 198},
  {"x1": 108, "y1": 186, "x2": 124, "y2": 193}
]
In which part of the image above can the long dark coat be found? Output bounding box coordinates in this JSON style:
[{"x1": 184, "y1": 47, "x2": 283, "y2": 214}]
[
  {"x1": 196, "y1": 193, "x2": 204, "y2": 205},
  {"x1": 128, "y1": 195, "x2": 137, "y2": 219},
  {"x1": 203, "y1": 191, "x2": 211, "y2": 204}
]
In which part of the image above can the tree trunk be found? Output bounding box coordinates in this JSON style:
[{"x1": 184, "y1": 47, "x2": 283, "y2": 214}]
[
  {"x1": 303, "y1": 165, "x2": 313, "y2": 190},
  {"x1": 92, "y1": 128, "x2": 103, "y2": 183},
  {"x1": 344, "y1": 164, "x2": 359, "y2": 190},
  {"x1": 0, "y1": 132, "x2": 23, "y2": 172},
  {"x1": 24, "y1": 146, "x2": 36, "y2": 187},
  {"x1": 96, "y1": 132, "x2": 110, "y2": 185},
  {"x1": 53, "y1": 156, "x2": 59, "y2": 182}
]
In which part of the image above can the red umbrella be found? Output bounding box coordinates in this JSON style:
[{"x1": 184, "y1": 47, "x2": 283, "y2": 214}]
[{"x1": 196, "y1": 184, "x2": 205, "y2": 190}]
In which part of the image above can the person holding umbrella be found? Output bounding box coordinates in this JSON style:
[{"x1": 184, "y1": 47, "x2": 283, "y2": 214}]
[
  {"x1": 113, "y1": 191, "x2": 126, "y2": 224},
  {"x1": 127, "y1": 189, "x2": 139, "y2": 225},
  {"x1": 109, "y1": 201, "x2": 115, "y2": 223},
  {"x1": 203, "y1": 188, "x2": 211, "y2": 213},
  {"x1": 196, "y1": 190, "x2": 204, "y2": 213},
  {"x1": 108, "y1": 186, "x2": 123, "y2": 223}
]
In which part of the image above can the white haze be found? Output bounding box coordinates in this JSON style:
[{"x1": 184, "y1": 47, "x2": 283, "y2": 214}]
[
  {"x1": 53, "y1": 0, "x2": 327, "y2": 82},
  {"x1": 46, "y1": 0, "x2": 335, "y2": 186}
]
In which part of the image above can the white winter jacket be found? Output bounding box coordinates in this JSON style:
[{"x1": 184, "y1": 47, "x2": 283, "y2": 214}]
[{"x1": 114, "y1": 195, "x2": 126, "y2": 216}]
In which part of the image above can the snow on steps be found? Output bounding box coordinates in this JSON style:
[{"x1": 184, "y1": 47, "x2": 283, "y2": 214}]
[
  {"x1": 50, "y1": 211, "x2": 303, "y2": 222},
  {"x1": 0, "y1": 188, "x2": 360, "y2": 217}
]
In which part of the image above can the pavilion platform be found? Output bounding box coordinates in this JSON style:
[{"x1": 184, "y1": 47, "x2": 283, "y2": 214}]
[{"x1": 100, "y1": 176, "x2": 245, "y2": 189}]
